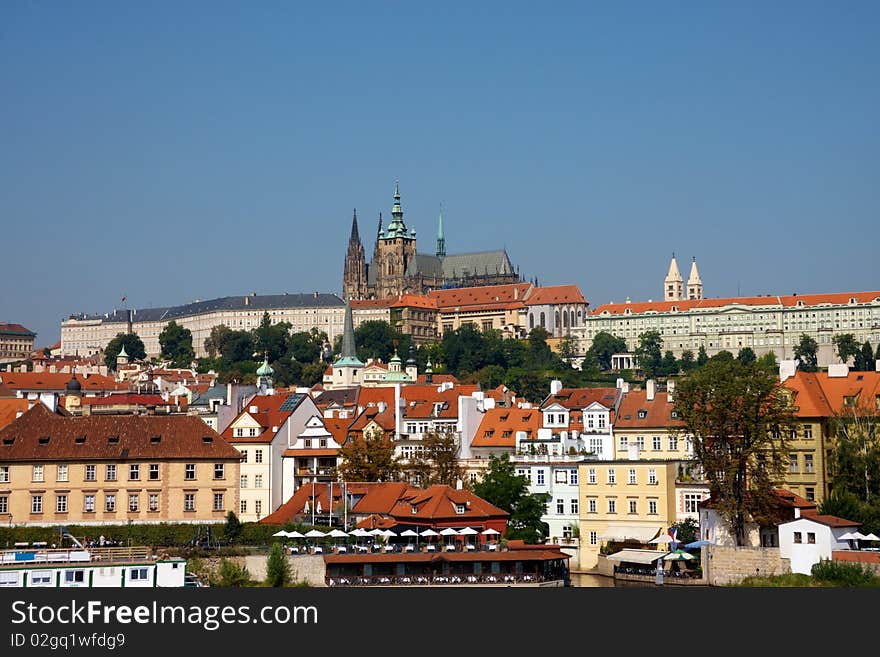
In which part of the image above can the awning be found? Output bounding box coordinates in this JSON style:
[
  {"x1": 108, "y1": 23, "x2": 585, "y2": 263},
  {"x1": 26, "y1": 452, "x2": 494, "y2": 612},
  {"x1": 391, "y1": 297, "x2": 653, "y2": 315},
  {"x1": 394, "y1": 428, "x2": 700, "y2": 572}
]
[
  {"x1": 599, "y1": 525, "x2": 661, "y2": 542},
  {"x1": 606, "y1": 549, "x2": 669, "y2": 565}
]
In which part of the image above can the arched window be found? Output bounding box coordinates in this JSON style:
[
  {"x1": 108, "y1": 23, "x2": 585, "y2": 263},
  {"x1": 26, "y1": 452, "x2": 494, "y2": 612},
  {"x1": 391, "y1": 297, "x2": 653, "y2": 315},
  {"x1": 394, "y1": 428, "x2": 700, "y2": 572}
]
[
  {"x1": 529, "y1": 314, "x2": 534, "y2": 329},
  {"x1": 555, "y1": 311, "x2": 560, "y2": 327},
  {"x1": 540, "y1": 312, "x2": 546, "y2": 328},
  {"x1": 570, "y1": 310, "x2": 575, "y2": 327},
  {"x1": 563, "y1": 312, "x2": 569, "y2": 328}
]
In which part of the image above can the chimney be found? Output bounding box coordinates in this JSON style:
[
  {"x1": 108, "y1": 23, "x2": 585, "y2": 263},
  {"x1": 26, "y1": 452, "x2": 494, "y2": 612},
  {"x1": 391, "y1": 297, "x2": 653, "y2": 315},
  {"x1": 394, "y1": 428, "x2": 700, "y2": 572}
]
[
  {"x1": 550, "y1": 379, "x2": 563, "y2": 396},
  {"x1": 828, "y1": 364, "x2": 849, "y2": 378},
  {"x1": 244, "y1": 297, "x2": 250, "y2": 306},
  {"x1": 616, "y1": 377, "x2": 624, "y2": 389},
  {"x1": 667, "y1": 380, "x2": 675, "y2": 403},
  {"x1": 646, "y1": 379, "x2": 656, "y2": 402},
  {"x1": 778, "y1": 360, "x2": 798, "y2": 383},
  {"x1": 514, "y1": 287, "x2": 519, "y2": 300},
  {"x1": 456, "y1": 479, "x2": 463, "y2": 490}
]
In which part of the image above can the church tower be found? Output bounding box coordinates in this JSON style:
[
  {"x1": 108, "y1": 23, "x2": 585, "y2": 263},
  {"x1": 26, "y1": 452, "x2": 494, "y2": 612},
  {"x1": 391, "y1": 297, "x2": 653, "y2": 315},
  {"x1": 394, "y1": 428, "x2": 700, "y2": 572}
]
[
  {"x1": 373, "y1": 182, "x2": 417, "y2": 299},
  {"x1": 664, "y1": 254, "x2": 684, "y2": 302},
  {"x1": 687, "y1": 257, "x2": 703, "y2": 300},
  {"x1": 436, "y1": 205, "x2": 446, "y2": 258},
  {"x1": 343, "y1": 209, "x2": 368, "y2": 300}
]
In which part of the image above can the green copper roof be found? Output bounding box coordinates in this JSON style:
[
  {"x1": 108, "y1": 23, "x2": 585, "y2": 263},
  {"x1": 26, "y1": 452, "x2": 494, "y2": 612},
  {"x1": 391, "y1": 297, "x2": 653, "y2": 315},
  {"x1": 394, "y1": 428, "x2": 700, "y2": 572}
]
[
  {"x1": 385, "y1": 181, "x2": 410, "y2": 239},
  {"x1": 117, "y1": 345, "x2": 129, "y2": 358},
  {"x1": 382, "y1": 371, "x2": 413, "y2": 382},
  {"x1": 256, "y1": 356, "x2": 274, "y2": 376},
  {"x1": 335, "y1": 301, "x2": 364, "y2": 368}
]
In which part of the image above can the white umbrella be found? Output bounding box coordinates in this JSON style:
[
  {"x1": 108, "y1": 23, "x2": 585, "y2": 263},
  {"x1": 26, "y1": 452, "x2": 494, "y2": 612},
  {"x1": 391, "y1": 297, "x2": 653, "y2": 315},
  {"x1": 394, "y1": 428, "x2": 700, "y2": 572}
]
[
  {"x1": 382, "y1": 529, "x2": 398, "y2": 538},
  {"x1": 419, "y1": 529, "x2": 439, "y2": 537},
  {"x1": 439, "y1": 528, "x2": 459, "y2": 536},
  {"x1": 400, "y1": 529, "x2": 420, "y2": 537},
  {"x1": 863, "y1": 533, "x2": 880, "y2": 541},
  {"x1": 272, "y1": 530, "x2": 288, "y2": 538},
  {"x1": 838, "y1": 531, "x2": 857, "y2": 541},
  {"x1": 458, "y1": 527, "x2": 479, "y2": 536},
  {"x1": 304, "y1": 529, "x2": 326, "y2": 538},
  {"x1": 663, "y1": 550, "x2": 695, "y2": 561},
  {"x1": 368, "y1": 528, "x2": 385, "y2": 536},
  {"x1": 328, "y1": 529, "x2": 348, "y2": 538},
  {"x1": 481, "y1": 528, "x2": 500, "y2": 536},
  {"x1": 286, "y1": 530, "x2": 304, "y2": 539},
  {"x1": 350, "y1": 528, "x2": 370, "y2": 537},
  {"x1": 649, "y1": 534, "x2": 674, "y2": 545}
]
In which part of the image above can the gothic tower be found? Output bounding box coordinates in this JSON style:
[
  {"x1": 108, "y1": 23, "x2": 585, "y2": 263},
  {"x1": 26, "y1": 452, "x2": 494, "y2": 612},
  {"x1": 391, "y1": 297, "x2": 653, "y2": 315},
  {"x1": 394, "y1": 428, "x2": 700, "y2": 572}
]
[
  {"x1": 343, "y1": 209, "x2": 368, "y2": 300},
  {"x1": 436, "y1": 205, "x2": 446, "y2": 258},
  {"x1": 664, "y1": 253, "x2": 684, "y2": 302},
  {"x1": 373, "y1": 182, "x2": 417, "y2": 298},
  {"x1": 687, "y1": 257, "x2": 703, "y2": 300}
]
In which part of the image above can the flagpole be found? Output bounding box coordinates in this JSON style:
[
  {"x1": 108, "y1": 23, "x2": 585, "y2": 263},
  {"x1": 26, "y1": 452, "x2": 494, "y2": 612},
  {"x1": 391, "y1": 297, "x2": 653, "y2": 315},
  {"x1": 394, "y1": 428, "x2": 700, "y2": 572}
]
[{"x1": 311, "y1": 480, "x2": 315, "y2": 526}]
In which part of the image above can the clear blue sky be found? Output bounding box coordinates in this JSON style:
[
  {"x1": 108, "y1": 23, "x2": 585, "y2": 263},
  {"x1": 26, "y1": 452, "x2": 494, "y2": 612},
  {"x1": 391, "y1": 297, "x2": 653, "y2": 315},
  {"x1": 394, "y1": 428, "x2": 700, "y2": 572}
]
[{"x1": 2, "y1": 1, "x2": 878, "y2": 347}]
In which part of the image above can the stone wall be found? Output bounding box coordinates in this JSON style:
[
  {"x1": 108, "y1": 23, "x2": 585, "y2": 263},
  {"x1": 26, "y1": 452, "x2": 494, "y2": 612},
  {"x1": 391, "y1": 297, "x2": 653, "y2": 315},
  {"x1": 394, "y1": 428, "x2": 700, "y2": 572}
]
[
  {"x1": 705, "y1": 545, "x2": 790, "y2": 586},
  {"x1": 187, "y1": 554, "x2": 327, "y2": 587}
]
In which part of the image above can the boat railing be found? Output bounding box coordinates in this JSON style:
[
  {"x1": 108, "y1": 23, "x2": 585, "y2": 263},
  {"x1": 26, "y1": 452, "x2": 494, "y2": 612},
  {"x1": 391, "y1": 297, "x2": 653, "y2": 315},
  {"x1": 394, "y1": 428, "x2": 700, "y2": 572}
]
[{"x1": 0, "y1": 546, "x2": 153, "y2": 565}]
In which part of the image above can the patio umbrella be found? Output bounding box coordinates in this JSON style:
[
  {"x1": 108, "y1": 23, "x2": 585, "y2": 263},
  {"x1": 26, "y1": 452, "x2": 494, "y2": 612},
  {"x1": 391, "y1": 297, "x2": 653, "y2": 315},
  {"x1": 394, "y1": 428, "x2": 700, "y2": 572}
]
[
  {"x1": 649, "y1": 534, "x2": 674, "y2": 545},
  {"x1": 684, "y1": 540, "x2": 714, "y2": 549},
  {"x1": 663, "y1": 550, "x2": 695, "y2": 561},
  {"x1": 286, "y1": 530, "x2": 305, "y2": 539},
  {"x1": 304, "y1": 529, "x2": 326, "y2": 538},
  {"x1": 458, "y1": 527, "x2": 479, "y2": 547},
  {"x1": 368, "y1": 528, "x2": 385, "y2": 536},
  {"x1": 382, "y1": 529, "x2": 398, "y2": 538},
  {"x1": 481, "y1": 528, "x2": 500, "y2": 536},
  {"x1": 439, "y1": 528, "x2": 459, "y2": 536},
  {"x1": 400, "y1": 529, "x2": 419, "y2": 547},
  {"x1": 272, "y1": 530, "x2": 288, "y2": 538},
  {"x1": 419, "y1": 529, "x2": 439, "y2": 537},
  {"x1": 863, "y1": 533, "x2": 880, "y2": 541}
]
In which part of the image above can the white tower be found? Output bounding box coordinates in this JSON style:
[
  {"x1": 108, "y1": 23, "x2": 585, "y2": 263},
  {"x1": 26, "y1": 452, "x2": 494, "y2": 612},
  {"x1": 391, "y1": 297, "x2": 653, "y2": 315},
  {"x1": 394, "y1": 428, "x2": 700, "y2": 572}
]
[
  {"x1": 664, "y1": 254, "x2": 684, "y2": 302},
  {"x1": 687, "y1": 257, "x2": 703, "y2": 300}
]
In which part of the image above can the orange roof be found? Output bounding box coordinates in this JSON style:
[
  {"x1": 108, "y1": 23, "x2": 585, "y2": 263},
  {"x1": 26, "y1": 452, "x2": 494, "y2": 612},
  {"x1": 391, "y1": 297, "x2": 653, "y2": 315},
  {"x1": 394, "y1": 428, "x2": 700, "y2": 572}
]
[
  {"x1": 615, "y1": 389, "x2": 684, "y2": 429},
  {"x1": 0, "y1": 323, "x2": 35, "y2": 335},
  {"x1": 349, "y1": 405, "x2": 397, "y2": 433},
  {"x1": 0, "y1": 371, "x2": 127, "y2": 392},
  {"x1": 782, "y1": 372, "x2": 833, "y2": 418},
  {"x1": 429, "y1": 283, "x2": 532, "y2": 311},
  {"x1": 810, "y1": 371, "x2": 880, "y2": 414},
  {"x1": 592, "y1": 290, "x2": 880, "y2": 316},
  {"x1": 322, "y1": 417, "x2": 353, "y2": 445},
  {"x1": 543, "y1": 387, "x2": 619, "y2": 410},
  {"x1": 0, "y1": 382, "x2": 16, "y2": 398},
  {"x1": 416, "y1": 373, "x2": 458, "y2": 385},
  {"x1": 0, "y1": 398, "x2": 30, "y2": 431},
  {"x1": 350, "y1": 298, "x2": 394, "y2": 309},
  {"x1": 472, "y1": 407, "x2": 541, "y2": 448},
  {"x1": 388, "y1": 294, "x2": 438, "y2": 309},
  {"x1": 355, "y1": 386, "x2": 396, "y2": 409},
  {"x1": 221, "y1": 393, "x2": 304, "y2": 443},
  {"x1": 351, "y1": 483, "x2": 510, "y2": 523},
  {"x1": 260, "y1": 482, "x2": 381, "y2": 524},
  {"x1": 794, "y1": 513, "x2": 859, "y2": 528},
  {"x1": 282, "y1": 448, "x2": 339, "y2": 458},
  {"x1": 524, "y1": 285, "x2": 587, "y2": 306}
]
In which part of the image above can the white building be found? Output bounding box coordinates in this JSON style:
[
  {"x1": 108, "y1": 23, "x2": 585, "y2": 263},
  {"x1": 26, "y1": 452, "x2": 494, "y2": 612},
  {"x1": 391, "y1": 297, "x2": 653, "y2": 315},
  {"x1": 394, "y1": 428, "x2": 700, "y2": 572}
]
[{"x1": 778, "y1": 514, "x2": 861, "y2": 575}]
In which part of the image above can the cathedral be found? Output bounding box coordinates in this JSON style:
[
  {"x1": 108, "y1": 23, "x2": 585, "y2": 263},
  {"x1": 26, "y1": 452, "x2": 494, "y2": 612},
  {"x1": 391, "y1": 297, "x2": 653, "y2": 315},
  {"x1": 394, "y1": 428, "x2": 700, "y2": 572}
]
[{"x1": 343, "y1": 183, "x2": 522, "y2": 300}]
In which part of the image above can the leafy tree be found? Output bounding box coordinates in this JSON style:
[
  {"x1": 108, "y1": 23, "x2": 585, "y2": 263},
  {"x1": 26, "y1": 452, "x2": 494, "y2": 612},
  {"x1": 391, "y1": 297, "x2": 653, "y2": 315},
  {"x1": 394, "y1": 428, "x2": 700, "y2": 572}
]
[
  {"x1": 504, "y1": 368, "x2": 548, "y2": 404},
  {"x1": 159, "y1": 321, "x2": 195, "y2": 368},
  {"x1": 253, "y1": 312, "x2": 291, "y2": 362},
  {"x1": 818, "y1": 490, "x2": 863, "y2": 522},
  {"x1": 793, "y1": 334, "x2": 818, "y2": 372},
  {"x1": 475, "y1": 364, "x2": 506, "y2": 390},
  {"x1": 635, "y1": 330, "x2": 663, "y2": 379},
  {"x1": 104, "y1": 333, "x2": 147, "y2": 369},
  {"x1": 218, "y1": 329, "x2": 255, "y2": 363},
  {"x1": 473, "y1": 454, "x2": 549, "y2": 543},
  {"x1": 216, "y1": 559, "x2": 252, "y2": 587},
  {"x1": 709, "y1": 350, "x2": 734, "y2": 364},
  {"x1": 679, "y1": 349, "x2": 696, "y2": 372},
  {"x1": 407, "y1": 431, "x2": 465, "y2": 487},
  {"x1": 696, "y1": 345, "x2": 709, "y2": 367},
  {"x1": 526, "y1": 327, "x2": 557, "y2": 369},
  {"x1": 557, "y1": 335, "x2": 579, "y2": 365},
  {"x1": 670, "y1": 517, "x2": 699, "y2": 546},
  {"x1": 224, "y1": 511, "x2": 243, "y2": 544},
  {"x1": 854, "y1": 341, "x2": 875, "y2": 372},
  {"x1": 355, "y1": 320, "x2": 409, "y2": 364},
  {"x1": 827, "y1": 395, "x2": 880, "y2": 501},
  {"x1": 299, "y1": 362, "x2": 327, "y2": 388},
  {"x1": 660, "y1": 350, "x2": 679, "y2": 376},
  {"x1": 737, "y1": 347, "x2": 756, "y2": 366},
  {"x1": 833, "y1": 333, "x2": 860, "y2": 365},
  {"x1": 288, "y1": 330, "x2": 323, "y2": 363},
  {"x1": 756, "y1": 351, "x2": 779, "y2": 374},
  {"x1": 674, "y1": 358, "x2": 796, "y2": 546},
  {"x1": 265, "y1": 541, "x2": 292, "y2": 587},
  {"x1": 337, "y1": 428, "x2": 402, "y2": 482},
  {"x1": 203, "y1": 325, "x2": 231, "y2": 359},
  {"x1": 588, "y1": 331, "x2": 628, "y2": 370},
  {"x1": 441, "y1": 324, "x2": 486, "y2": 375}
]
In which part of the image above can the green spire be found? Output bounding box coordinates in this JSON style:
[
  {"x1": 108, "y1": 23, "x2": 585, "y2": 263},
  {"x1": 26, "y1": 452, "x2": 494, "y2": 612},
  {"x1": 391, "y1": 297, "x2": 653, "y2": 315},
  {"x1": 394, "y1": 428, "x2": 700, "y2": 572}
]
[
  {"x1": 335, "y1": 300, "x2": 364, "y2": 367},
  {"x1": 256, "y1": 353, "x2": 274, "y2": 377},
  {"x1": 385, "y1": 180, "x2": 409, "y2": 238},
  {"x1": 436, "y1": 204, "x2": 446, "y2": 258}
]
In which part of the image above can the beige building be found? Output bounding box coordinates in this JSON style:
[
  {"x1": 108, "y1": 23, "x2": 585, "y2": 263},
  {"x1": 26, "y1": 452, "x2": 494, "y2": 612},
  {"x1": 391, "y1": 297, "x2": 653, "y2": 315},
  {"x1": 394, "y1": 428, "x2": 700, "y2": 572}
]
[
  {"x1": 0, "y1": 323, "x2": 36, "y2": 364},
  {"x1": 430, "y1": 283, "x2": 532, "y2": 339},
  {"x1": 0, "y1": 404, "x2": 241, "y2": 526},
  {"x1": 575, "y1": 288, "x2": 880, "y2": 368}
]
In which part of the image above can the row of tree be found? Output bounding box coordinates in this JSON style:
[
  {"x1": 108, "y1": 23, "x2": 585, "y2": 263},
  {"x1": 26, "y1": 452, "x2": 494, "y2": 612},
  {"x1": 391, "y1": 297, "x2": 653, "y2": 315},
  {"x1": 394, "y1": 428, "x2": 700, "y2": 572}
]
[{"x1": 103, "y1": 321, "x2": 195, "y2": 370}]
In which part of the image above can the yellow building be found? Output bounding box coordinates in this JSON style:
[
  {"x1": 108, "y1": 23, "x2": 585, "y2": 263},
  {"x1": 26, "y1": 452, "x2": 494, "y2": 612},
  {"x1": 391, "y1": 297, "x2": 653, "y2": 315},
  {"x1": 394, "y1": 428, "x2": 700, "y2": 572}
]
[
  {"x1": 612, "y1": 381, "x2": 693, "y2": 461},
  {"x1": 0, "y1": 403, "x2": 241, "y2": 526},
  {"x1": 578, "y1": 460, "x2": 680, "y2": 571}
]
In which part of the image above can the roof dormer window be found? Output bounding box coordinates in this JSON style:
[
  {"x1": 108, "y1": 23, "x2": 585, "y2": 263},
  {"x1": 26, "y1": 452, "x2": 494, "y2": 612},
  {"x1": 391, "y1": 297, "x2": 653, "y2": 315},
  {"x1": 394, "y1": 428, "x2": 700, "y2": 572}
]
[{"x1": 638, "y1": 410, "x2": 648, "y2": 419}]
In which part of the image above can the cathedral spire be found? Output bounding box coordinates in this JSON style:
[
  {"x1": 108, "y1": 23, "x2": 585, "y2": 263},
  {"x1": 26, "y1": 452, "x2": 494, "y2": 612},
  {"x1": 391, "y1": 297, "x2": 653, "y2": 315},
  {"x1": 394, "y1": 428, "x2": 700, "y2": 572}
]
[
  {"x1": 436, "y1": 204, "x2": 446, "y2": 258},
  {"x1": 349, "y1": 208, "x2": 360, "y2": 245},
  {"x1": 687, "y1": 256, "x2": 703, "y2": 300},
  {"x1": 386, "y1": 180, "x2": 408, "y2": 238},
  {"x1": 377, "y1": 212, "x2": 383, "y2": 239},
  {"x1": 664, "y1": 253, "x2": 684, "y2": 301},
  {"x1": 337, "y1": 300, "x2": 362, "y2": 365}
]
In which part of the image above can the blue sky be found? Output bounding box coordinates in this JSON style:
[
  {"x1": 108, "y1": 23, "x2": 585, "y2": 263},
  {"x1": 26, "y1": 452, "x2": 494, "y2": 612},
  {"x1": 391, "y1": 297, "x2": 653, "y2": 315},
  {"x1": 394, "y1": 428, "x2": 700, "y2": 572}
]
[{"x1": 2, "y1": 2, "x2": 878, "y2": 346}]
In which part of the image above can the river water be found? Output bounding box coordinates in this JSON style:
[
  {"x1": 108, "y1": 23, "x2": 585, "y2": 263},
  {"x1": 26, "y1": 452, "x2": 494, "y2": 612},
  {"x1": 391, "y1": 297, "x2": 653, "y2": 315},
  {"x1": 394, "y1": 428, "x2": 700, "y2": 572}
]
[{"x1": 569, "y1": 572, "x2": 616, "y2": 587}]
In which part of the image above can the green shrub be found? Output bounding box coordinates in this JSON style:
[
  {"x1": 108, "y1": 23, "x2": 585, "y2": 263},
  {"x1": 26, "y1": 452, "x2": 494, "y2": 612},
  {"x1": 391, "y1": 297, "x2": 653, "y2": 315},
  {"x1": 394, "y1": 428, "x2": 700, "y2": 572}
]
[
  {"x1": 265, "y1": 542, "x2": 292, "y2": 587},
  {"x1": 216, "y1": 559, "x2": 252, "y2": 587},
  {"x1": 811, "y1": 560, "x2": 880, "y2": 586}
]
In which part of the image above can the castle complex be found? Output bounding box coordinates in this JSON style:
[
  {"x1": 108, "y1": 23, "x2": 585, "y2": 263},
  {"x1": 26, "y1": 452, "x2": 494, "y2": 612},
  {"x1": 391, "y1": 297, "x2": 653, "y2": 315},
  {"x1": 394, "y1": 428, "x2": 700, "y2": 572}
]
[{"x1": 343, "y1": 183, "x2": 521, "y2": 300}]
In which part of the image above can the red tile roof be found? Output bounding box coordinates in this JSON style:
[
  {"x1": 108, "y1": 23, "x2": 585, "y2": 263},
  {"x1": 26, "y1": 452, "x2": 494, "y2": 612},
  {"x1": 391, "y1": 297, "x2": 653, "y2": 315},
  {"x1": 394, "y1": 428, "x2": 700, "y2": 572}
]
[
  {"x1": 429, "y1": 283, "x2": 532, "y2": 311},
  {"x1": 322, "y1": 417, "x2": 353, "y2": 445},
  {"x1": 259, "y1": 482, "x2": 380, "y2": 524},
  {"x1": 0, "y1": 403, "x2": 240, "y2": 461},
  {"x1": 351, "y1": 483, "x2": 509, "y2": 524},
  {"x1": 782, "y1": 372, "x2": 833, "y2": 418},
  {"x1": 0, "y1": 323, "x2": 36, "y2": 336},
  {"x1": 0, "y1": 372, "x2": 127, "y2": 392},
  {"x1": 282, "y1": 448, "x2": 339, "y2": 458},
  {"x1": 523, "y1": 285, "x2": 587, "y2": 306},
  {"x1": 472, "y1": 407, "x2": 541, "y2": 448},
  {"x1": 350, "y1": 299, "x2": 394, "y2": 309},
  {"x1": 795, "y1": 512, "x2": 860, "y2": 528},
  {"x1": 388, "y1": 294, "x2": 438, "y2": 309},
  {"x1": 615, "y1": 390, "x2": 683, "y2": 429},
  {"x1": 542, "y1": 387, "x2": 619, "y2": 410},
  {"x1": 416, "y1": 373, "x2": 459, "y2": 385},
  {"x1": 811, "y1": 371, "x2": 880, "y2": 414},
  {"x1": 0, "y1": 383, "x2": 16, "y2": 398},
  {"x1": 0, "y1": 399, "x2": 30, "y2": 431},
  {"x1": 221, "y1": 393, "x2": 305, "y2": 443}
]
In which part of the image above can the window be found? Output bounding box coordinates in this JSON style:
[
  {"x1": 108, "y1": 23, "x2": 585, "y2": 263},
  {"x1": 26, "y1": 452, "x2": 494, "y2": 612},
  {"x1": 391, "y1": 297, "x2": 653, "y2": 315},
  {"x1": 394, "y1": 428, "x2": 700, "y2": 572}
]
[
  {"x1": 570, "y1": 469, "x2": 578, "y2": 485},
  {"x1": 57, "y1": 464, "x2": 68, "y2": 482},
  {"x1": 789, "y1": 454, "x2": 799, "y2": 474},
  {"x1": 648, "y1": 469, "x2": 657, "y2": 485},
  {"x1": 608, "y1": 499, "x2": 616, "y2": 514},
  {"x1": 130, "y1": 567, "x2": 149, "y2": 581},
  {"x1": 588, "y1": 468, "x2": 596, "y2": 484},
  {"x1": 563, "y1": 525, "x2": 573, "y2": 540},
  {"x1": 536, "y1": 470, "x2": 545, "y2": 486},
  {"x1": 805, "y1": 487, "x2": 815, "y2": 501},
  {"x1": 803, "y1": 425, "x2": 813, "y2": 440},
  {"x1": 635, "y1": 437, "x2": 645, "y2": 450},
  {"x1": 240, "y1": 475, "x2": 248, "y2": 488},
  {"x1": 320, "y1": 438, "x2": 327, "y2": 448},
  {"x1": 793, "y1": 532, "x2": 802, "y2": 544},
  {"x1": 684, "y1": 493, "x2": 702, "y2": 514},
  {"x1": 213, "y1": 493, "x2": 224, "y2": 511},
  {"x1": 588, "y1": 498, "x2": 597, "y2": 513},
  {"x1": 128, "y1": 494, "x2": 139, "y2": 512},
  {"x1": 65, "y1": 570, "x2": 85, "y2": 584},
  {"x1": 255, "y1": 474, "x2": 263, "y2": 488},
  {"x1": 84, "y1": 495, "x2": 95, "y2": 513},
  {"x1": 129, "y1": 464, "x2": 140, "y2": 481},
  {"x1": 570, "y1": 499, "x2": 578, "y2": 514},
  {"x1": 555, "y1": 470, "x2": 568, "y2": 484},
  {"x1": 105, "y1": 494, "x2": 116, "y2": 512},
  {"x1": 148, "y1": 494, "x2": 159, "y2": 512},
  {"x1": 628, "y1": 469, "x2": 636, "y2": 485},
  {"x1": 804, "y1": 454, "x2": 814, "y2": 473},
  {"x1": 469, "y1": 472, "x2": 477, "y2": 485},
  {"x1": 598, "y1": 415, "x2": 606, "y2": 429},
  {"x1": 185, "y1": 464, "x2": 195, "y2": 480},
  {"x1": 241, "y1": 449, "x2": 248, "y2": 463},
  {"x1": 184, "y1": 494, "x2": 195, "y2": 512},
  {"x1": 30, "y1": 571, "x2": 52, "y2": 586},
  {"x1": 31, "y1": 495, "x2": 42, "y2": 514},
  {"x1": 240, "y1": 500, "x2": 247, "y2": 514},
  {"x1": 105, "y1": 464, "x2": 115, "y2": 481},
  {"x1": 56, "y1": 495, "x2": 68, "y2": 513},
  {"x1": 255, "y1": 450, "x2": 263, "y2": 464},
  {"x1": 149, "y1": 464, "x2": 159, "y2": 480},
  {"x1": 33, "y1": 465, "x2": 44, "y2": 482},
  {"x1": 304, "y1": 439, "x2": 313, "y2": 448},
  {"x1": 589, "y1": 531, "x2": 598, "y2": 546},
  {"x1": 648, "y1": 500, "x2": 658, "y2": 515},
  {"x1": 669, "y1": 436, "x2": 678, "y2": 451},
  {"x1": 628, "y1": 499, "x2": 637, "y2": 514},
  {"x1": 607, "y1": 469, "x2": 616, "y2": 485},
  {"x1": 556, "y1": 499, "x2": 564, "y2": 514},
  {"x1": 618, "y1": 437, "x2": 628, "y2": 450},
  {"x1": 0, "y1": 495, "x2": 7, "y2": 514},
  {"x1": 0, "y1": 466, "x2": 8, "y2": 483},
  {"x1": 214, "y1": 464, "x2": 225, "y2": 480},
  {"x1": 807, "y1": 532, "x2": 816, "y2": 544},
  {"x1": 652, "y1": 436, "x2": 662, "y2": 451},
  {"x1": 255, "y1": 500, "x2": 262, "y2": 516}
]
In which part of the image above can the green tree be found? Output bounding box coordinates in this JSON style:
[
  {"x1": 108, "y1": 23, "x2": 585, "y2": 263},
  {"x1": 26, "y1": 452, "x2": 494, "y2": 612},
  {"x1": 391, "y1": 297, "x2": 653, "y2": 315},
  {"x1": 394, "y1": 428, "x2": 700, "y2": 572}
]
[
  {"x1": 827, "y1": 395, "x2": 880, "y2": 501},
  {"x1": 818, "y1": 490, "x2": 862, "y2": 522},
  {"x1": 696, "y1": 345, "x2": 709, "y2": 367},
  {"x1": 288, "y1": 331, "x2": 323, "y2": 363},
  {"x1": 526, "y1": 327, "x2": 557, "y2": 369},
  {"x1": 558, "y1": 335, "x2": 579, "y2": 365},
  {"x1": 473, "y1": 454, "x2": 549, "y2": 543},
  {"x1": 203, "y1": 325, "x2": 231, "y2": 359},
  {"x1": 103, "y1": 333, "x2": 147, "y2": 370},
  {"x1": 854, "y1": 341, "x2": 875, "y2": 372},
  {"x1": 756, "y1": 351, "x2": 779, "y2": 374},
  {"x1": 159, "y1": 321, "x2": 195, "y2": 368},
  {"x1": 588, "y1": 331, "x2": 628, "y2": 371},
  {"x1": 660, "y1": 350, "x2": 679, "y2": 376},
  {"x1": 355, "y1": 320, "x2": 409, "y2": 364},
  {"x1": 793, "y1": 334, "x2": 818, "y2": 372},
  {"x1": 224, "y1": 511, "x2": 243, "y2": 544},
  {"x1": 265, "y1": 541, "x2": 292, "y2": 587},
  {"x1": 218, "y1": 329, "x2": 255, "y2": 363},
  {"x1": 337, "y1": 428, "x2": 402, "y2": 482},
  {"x1": 674, "y1": 358, "x2": 796, "y2": 546},
  {"x1": 253, "y1": 312, "x2": 291, "y2": 362},
  {"x1": 670, "y1": 517, "x2": 699, "y2": 546},
  {"x1": 635, "y1": 330, "x2": 663, "y2": 379},
  {"x1": 503, "y1": 368, "x2": 548, "y2": 404},
  {"x1": 407, "y1": 431, "x2": 465, "y2": 487},
  {"x1": 833, "y1": 333, "x2": 860, "y2": 365},
  {"x1": 216, "y1": 559, "x2": 251, "y2": 587},
  {"x1": 679, "y1": 349, "x2": 696, "y2": 372},
  {"x1": 737, "y1": 347, "x2": 756, "y2": 366}
]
